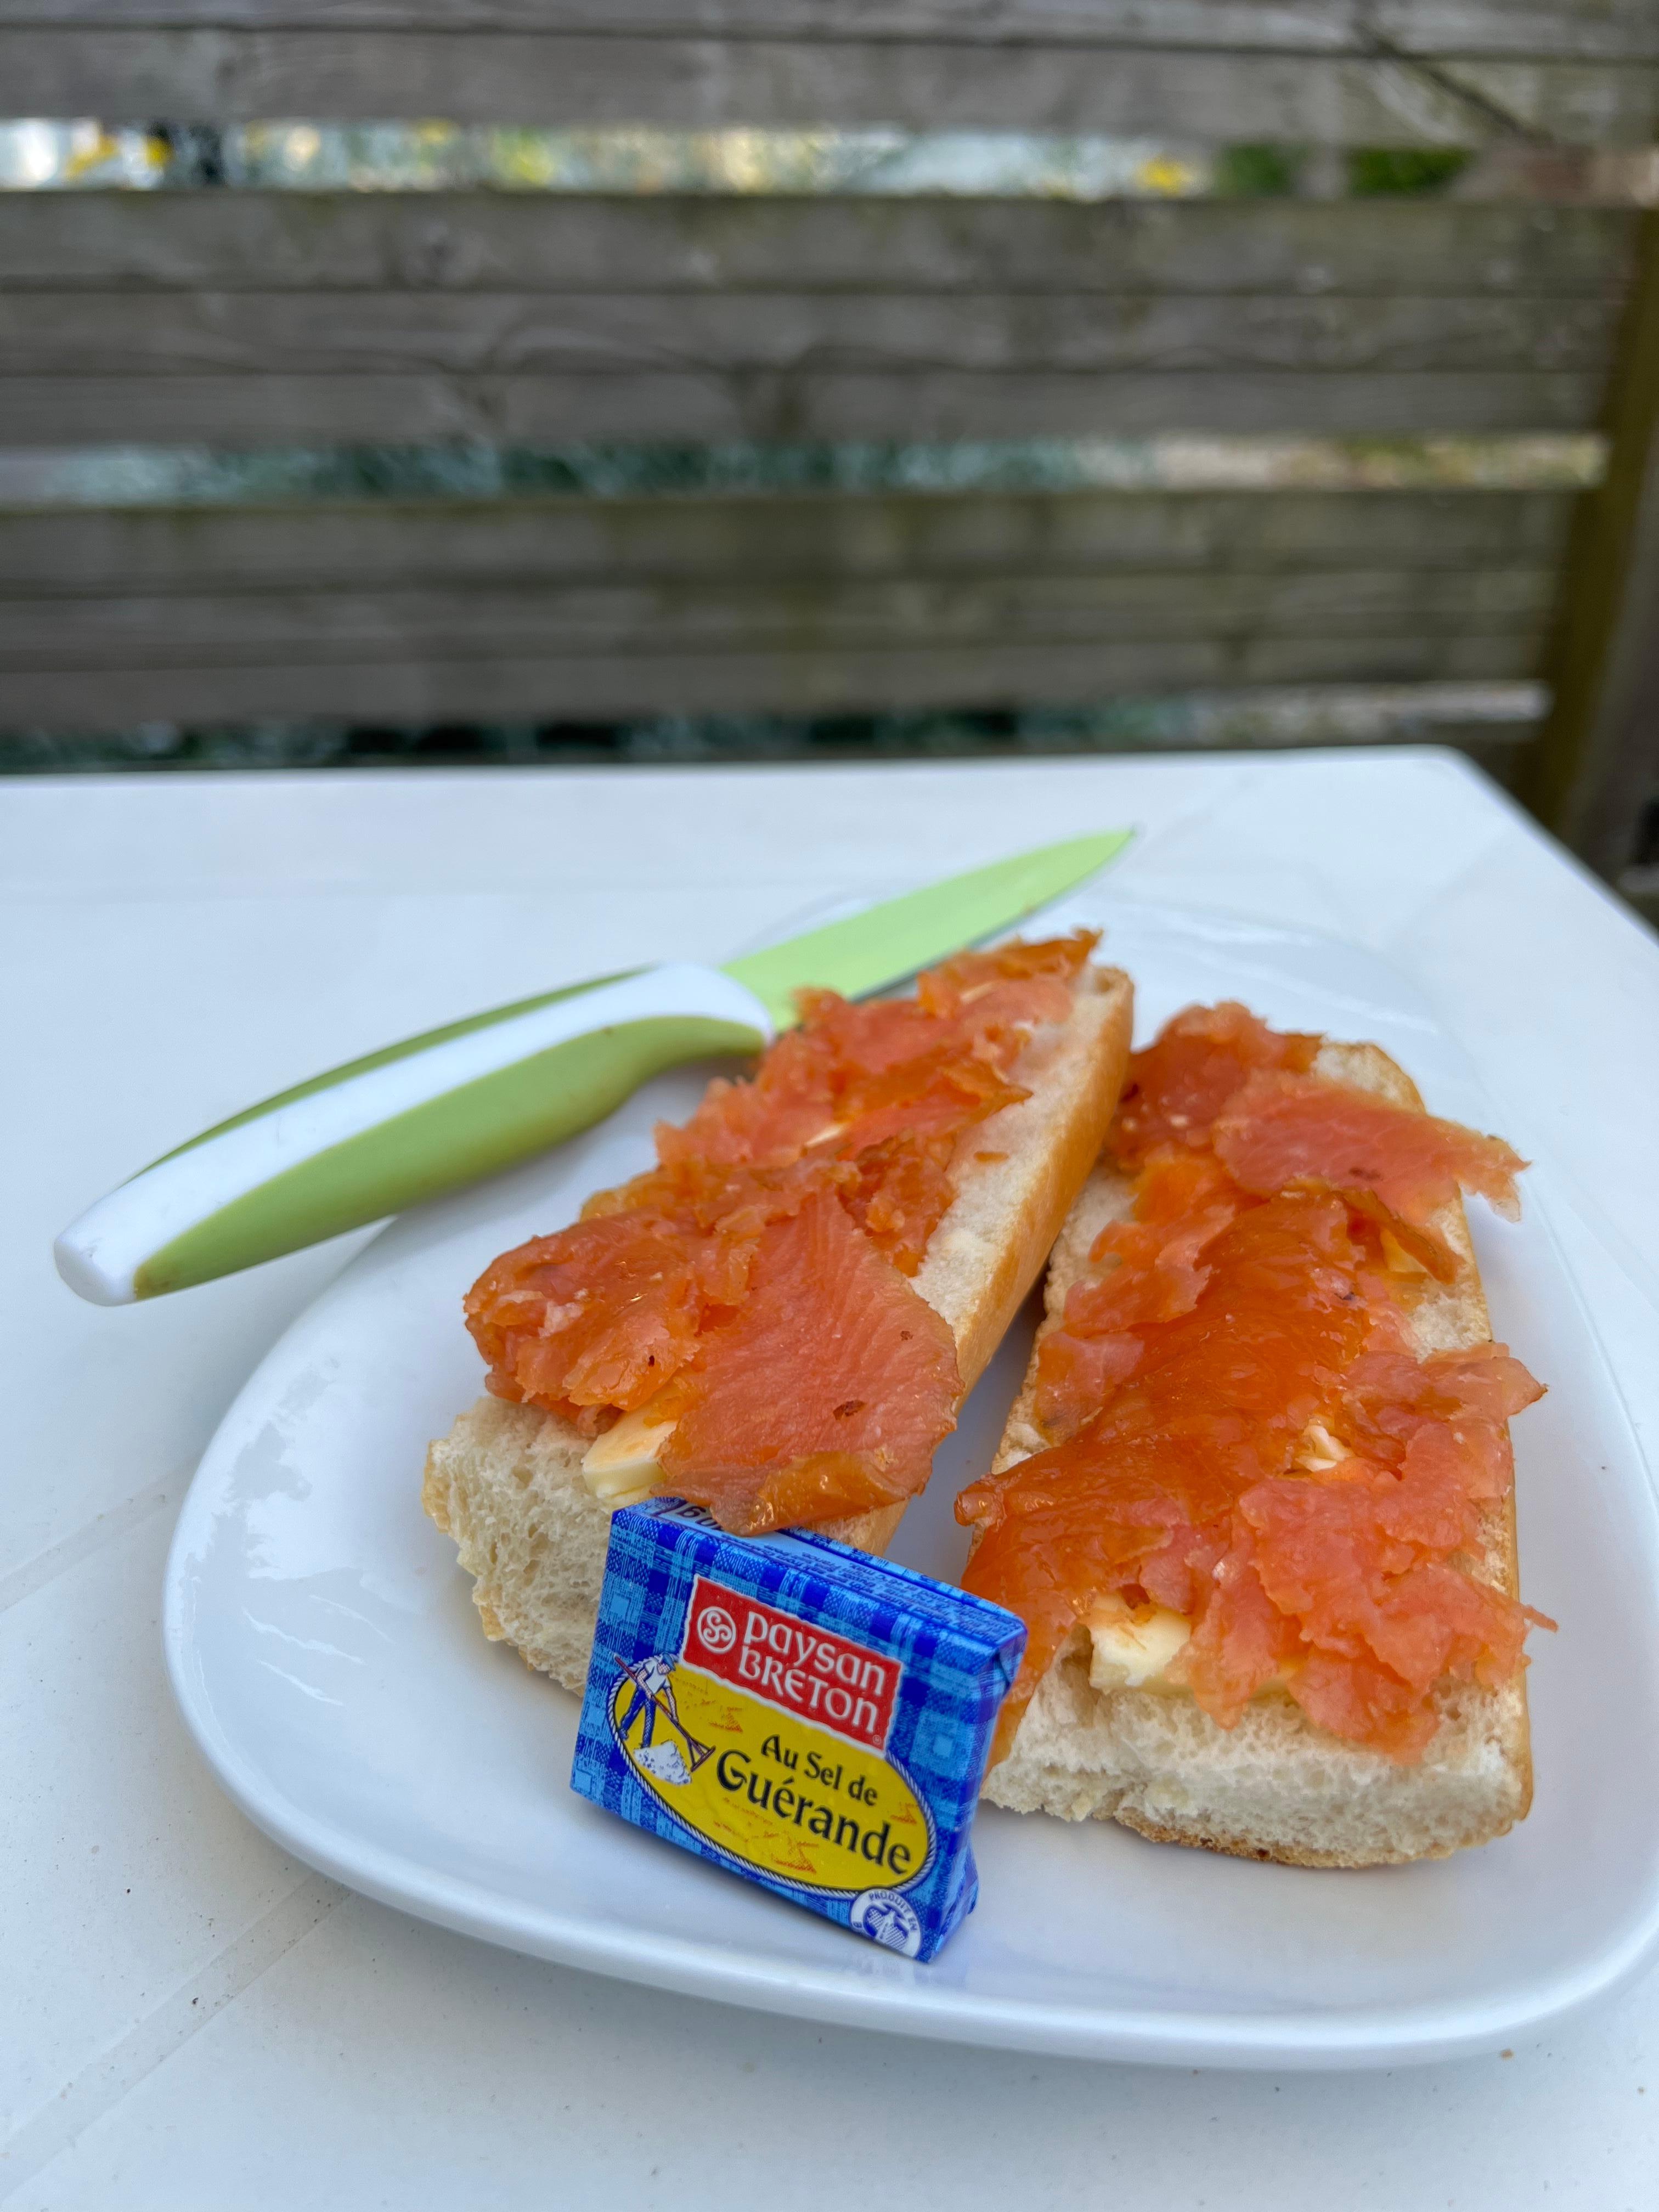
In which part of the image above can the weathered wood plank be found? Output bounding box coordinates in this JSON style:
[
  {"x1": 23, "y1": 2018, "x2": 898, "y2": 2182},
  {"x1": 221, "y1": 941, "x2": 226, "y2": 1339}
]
[
  {"x1": 0, "y1": 369, "x2": 1602, "y2": 446},
  {"x1": 1439, "y1": 57, "x2": 1659, "y2": 145},
  {"x1": 1526, "y1": 208, "x2": 1659, "y2": 874},
  {"x1": 0, "y1": 290, "x2": 1616, "y2": 381},
  {"x1": 0, "y1": 630, "x2": 1540, "y2": 731},
  {"x1": 5, "y1": 30, "x2": 1653, "y2": 142},
  {"x1": 2, "y1": 195, "x2": 1630, "y2": 302},
  {"x1": 13, "y1": 3, "x2": 1659, "y2": 66},
  {"x1": 0, "y1": 566, "x2": 1553, "y2": 668},
  {"x1": 1377, "y1": 3, "x2": 1659, "y2": 60},
  {"x1": 0, "y1": 490, "x2": 1575, "y2": 591}
]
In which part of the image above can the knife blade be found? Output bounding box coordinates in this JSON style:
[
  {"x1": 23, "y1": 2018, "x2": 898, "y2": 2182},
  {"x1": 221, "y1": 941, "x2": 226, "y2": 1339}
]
[
  {"x1": 54, "y1": 829, "x2": 1130, "y2": 1304},
  {"x1": 724, "y1": 831, "x2": 1133, "y2": 1027}
]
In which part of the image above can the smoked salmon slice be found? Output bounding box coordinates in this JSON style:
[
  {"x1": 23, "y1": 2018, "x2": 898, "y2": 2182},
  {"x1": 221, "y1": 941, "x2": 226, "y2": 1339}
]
[
  {"x1": 1214, "y1": 1070, "x2": 1524, "y2": 1276},
  {"x1": 1110, "y1": 1001, "x2": 1318, "y2": 1166},
  {"x1": 657, "y1": 1189, "x2": 961, "y2": 1534}
]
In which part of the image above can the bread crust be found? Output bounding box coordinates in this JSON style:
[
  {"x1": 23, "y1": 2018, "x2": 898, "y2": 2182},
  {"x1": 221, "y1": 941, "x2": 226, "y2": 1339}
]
[
  {"x1": 424, "y1": 964, "x2": 1135, "y2": 1695},
  {"x1": 981, "y1": 1039, "x2": 1534, "y2": 1868}
]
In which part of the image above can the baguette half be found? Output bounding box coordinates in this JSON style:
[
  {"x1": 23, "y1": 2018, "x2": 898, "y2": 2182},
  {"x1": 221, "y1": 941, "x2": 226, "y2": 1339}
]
[
  {"x1": 425, "y1": 962, "x2": 1134, "y2": 1694},
  {"x1": 982, "y1": 1039, "x2": 1533, "y2": 1867}
]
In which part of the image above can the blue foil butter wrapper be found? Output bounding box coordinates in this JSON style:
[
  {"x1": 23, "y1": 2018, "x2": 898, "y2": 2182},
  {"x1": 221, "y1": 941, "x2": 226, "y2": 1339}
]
[{"x1": 571, "y1": 1498, "x2": 1026, "y2": 1962}]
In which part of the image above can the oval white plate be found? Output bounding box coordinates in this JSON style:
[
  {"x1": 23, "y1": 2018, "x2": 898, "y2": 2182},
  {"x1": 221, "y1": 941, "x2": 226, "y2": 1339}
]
[{"x1": 163, "y1": 899, "x2": 1659, "y2": 2068}]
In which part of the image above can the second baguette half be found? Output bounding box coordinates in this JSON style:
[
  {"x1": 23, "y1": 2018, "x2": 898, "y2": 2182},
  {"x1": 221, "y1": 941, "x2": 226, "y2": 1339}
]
[{"x1": 982, "y1": 1039, "x2": 1533, "y2": 1869}]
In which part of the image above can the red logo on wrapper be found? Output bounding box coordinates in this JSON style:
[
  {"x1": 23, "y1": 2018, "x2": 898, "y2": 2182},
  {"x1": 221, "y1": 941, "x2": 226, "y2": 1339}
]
[{"x1": 683, "y1": 1577, "x2": 900, "y2": 1751}]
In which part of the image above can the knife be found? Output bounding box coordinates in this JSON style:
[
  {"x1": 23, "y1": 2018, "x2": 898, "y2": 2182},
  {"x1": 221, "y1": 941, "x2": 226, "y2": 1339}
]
[{"x1": 54, "y1": 829, "x2": 1130, "y2": 1305}]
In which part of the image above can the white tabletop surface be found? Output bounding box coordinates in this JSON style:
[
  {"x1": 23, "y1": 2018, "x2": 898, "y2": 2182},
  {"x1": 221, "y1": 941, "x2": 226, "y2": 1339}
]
[{"x1": 5, "y1": 749, "x2": 1659, "y2": 2210}]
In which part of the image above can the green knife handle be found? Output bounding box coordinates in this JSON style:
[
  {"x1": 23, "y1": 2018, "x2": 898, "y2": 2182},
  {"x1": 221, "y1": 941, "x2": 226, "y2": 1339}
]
[{"x1": 55, "y1": 964, "x2": 772, "y2": 1302}]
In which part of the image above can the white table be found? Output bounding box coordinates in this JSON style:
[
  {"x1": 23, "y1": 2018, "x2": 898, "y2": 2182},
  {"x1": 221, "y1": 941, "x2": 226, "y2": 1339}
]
[{"x1": 6, "y1": 751, "x2": 1658, "y2": 2210}]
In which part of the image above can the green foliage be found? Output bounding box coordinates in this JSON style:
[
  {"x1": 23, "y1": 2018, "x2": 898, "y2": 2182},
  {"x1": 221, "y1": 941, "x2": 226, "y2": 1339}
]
[
  {"x1": 1346, "y1": 148, "x2": 1472, "y2": 198},
  {"x1": 1213, "y1": 144, "x2": 1306, "y2": 198}
]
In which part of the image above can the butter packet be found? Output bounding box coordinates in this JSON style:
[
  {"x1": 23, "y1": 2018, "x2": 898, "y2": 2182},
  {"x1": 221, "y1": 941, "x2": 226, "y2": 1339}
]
[{"x1": 571, "y1": 1498, "x2": 1026, "y2": 1962}]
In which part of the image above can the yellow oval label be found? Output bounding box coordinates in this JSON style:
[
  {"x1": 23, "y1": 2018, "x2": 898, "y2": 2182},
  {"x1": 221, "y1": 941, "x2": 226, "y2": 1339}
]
[{"x1": 610, "y1": 1661, "x2": 933, "y2": 1895}]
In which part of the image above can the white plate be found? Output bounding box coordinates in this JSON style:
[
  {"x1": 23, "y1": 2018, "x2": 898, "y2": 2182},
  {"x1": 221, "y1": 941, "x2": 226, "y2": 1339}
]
[{"x1": 163, "y1": 899, "x2": 1659, "y2": 2069}]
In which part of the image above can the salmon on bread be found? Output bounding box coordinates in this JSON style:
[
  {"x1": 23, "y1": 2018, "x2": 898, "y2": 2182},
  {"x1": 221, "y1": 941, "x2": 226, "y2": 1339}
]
[
  {"x1": 962, "y1": 1004, "x2": 1547, "y2": 1869},
  {"x1": 425, "y1": 936, "x2": 1134, "y2": 1693}
]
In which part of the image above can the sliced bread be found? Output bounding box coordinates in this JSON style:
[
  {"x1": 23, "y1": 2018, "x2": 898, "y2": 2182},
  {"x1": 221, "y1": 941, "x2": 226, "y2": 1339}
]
[
  {"x1": 425, "y1": 962, "x2": 1135, "y2": 1693},
  {"x1": 981, "y1": 1040, "x2": 1533, "y2": 1867}
]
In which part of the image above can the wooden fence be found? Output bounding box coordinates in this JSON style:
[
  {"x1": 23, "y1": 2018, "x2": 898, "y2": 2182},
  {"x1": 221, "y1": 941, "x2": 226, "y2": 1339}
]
[{"x1": 2, "y1": 2, "x2": 1656, "y2": 895}]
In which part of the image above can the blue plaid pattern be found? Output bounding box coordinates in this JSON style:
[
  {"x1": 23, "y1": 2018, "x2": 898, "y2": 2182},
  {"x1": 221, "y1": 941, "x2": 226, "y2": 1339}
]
[{"x1": 571, "y1": 1498, "x2": 1025, "y2": 1963}]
